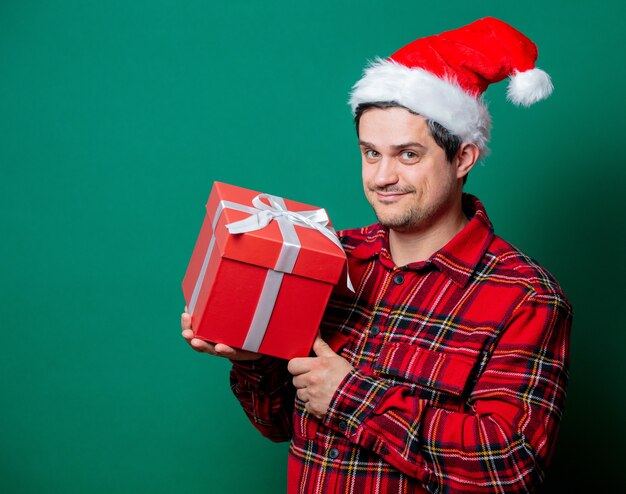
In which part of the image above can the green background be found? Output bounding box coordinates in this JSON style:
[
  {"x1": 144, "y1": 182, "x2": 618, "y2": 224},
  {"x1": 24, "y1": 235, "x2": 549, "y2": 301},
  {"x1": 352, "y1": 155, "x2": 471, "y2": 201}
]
[{"x1": 1, "y1": 1, "x2": 624, "y2": 492}]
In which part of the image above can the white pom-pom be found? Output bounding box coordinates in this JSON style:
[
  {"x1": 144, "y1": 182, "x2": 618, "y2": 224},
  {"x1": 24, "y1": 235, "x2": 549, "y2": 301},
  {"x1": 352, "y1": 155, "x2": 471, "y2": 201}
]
[{"x1": 507, "y1": 68, "x2": 553, "y2": 107}]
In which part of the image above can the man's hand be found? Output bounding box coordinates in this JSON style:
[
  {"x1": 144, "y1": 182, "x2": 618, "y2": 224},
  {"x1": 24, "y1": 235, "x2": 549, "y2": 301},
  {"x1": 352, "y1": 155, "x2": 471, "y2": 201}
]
[
  {"x1": 181, "y1": 310, "x2": 262, "y2": 361},
  {"x1": 288, "y1": 336, "x2": 354, "y2": 418}
]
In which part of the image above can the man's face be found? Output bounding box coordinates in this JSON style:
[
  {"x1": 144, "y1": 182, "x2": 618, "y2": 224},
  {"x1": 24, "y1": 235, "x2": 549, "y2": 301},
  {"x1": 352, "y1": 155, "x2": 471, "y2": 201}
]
[{"x1": 359, "y1": 107, "x2": 463, "y2": 233}]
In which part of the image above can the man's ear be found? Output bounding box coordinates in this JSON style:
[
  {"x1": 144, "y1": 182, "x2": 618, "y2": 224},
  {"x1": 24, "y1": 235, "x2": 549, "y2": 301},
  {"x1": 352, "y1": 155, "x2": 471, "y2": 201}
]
[{"x1": 455, "y1": 143, "x2": 480, "y2": 180}]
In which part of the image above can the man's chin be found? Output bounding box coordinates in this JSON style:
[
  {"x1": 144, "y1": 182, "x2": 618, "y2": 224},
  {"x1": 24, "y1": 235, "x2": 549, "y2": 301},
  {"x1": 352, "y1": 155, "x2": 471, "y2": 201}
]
[
  {"x1": 375, "y1": 214, "x2": 416, "y2": 232},
  {"x1": 369, "y1": 200, "x2": 421, "y2": 231},
  {"x1": 381, "y1": 222, "x2": 415, "y2": 233}
]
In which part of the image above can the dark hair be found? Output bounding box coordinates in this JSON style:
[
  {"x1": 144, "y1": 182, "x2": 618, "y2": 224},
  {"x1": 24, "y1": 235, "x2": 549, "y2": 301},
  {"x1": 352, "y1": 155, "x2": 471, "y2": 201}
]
[{"x1": 353, "y1": 101, "x2": 462, "y2": 163}]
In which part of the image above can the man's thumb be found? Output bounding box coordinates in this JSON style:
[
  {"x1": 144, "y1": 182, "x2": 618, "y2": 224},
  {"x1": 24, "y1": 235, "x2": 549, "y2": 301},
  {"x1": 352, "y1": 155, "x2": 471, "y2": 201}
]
[{"x1": 313, "y1": 336, "x2": 335, "y2": 357}]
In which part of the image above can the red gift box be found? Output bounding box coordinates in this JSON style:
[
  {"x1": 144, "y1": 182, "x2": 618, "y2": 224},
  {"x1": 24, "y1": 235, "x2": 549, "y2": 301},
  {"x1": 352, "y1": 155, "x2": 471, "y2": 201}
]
[{"x1": 182, "y1": 181, "x2": 349, "y2": 360}]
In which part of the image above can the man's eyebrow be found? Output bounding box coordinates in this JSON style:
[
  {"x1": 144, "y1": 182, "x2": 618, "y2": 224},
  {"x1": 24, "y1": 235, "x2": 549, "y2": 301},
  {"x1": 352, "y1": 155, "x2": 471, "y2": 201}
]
[
  {"x1": 358, "y1": 140, "x2": 426, "y2": 150},
  {"x1": 391, "y1": 141, "x2": 427, "y2": 150}
]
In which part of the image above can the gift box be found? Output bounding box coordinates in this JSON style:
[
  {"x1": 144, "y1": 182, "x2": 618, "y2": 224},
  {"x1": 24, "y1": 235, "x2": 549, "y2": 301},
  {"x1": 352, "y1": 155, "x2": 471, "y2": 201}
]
[{"x1": 182, "y1": 181, "x2": 349, "y2": 360}]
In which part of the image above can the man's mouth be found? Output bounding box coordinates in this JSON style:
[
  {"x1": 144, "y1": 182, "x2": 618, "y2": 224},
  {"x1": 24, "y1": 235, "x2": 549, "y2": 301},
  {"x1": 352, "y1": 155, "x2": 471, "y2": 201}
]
[{"x1": 372, "y1": 189, "x2": 412, "y2": 202}]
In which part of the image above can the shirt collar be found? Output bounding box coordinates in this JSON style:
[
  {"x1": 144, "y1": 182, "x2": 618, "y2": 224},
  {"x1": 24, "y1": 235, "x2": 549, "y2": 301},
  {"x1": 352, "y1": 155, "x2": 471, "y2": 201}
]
[{"x1": 350, "y1": 194, "x2": 494, "y2": 287}]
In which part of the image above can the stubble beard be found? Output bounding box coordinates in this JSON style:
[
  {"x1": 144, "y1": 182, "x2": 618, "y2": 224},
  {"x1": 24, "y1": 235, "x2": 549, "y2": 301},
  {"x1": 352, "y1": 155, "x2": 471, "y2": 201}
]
[
  {"x1": 367, "y1": 187, "x2": 455, "y2": 234},
  {"x1": 372, "y1": 200, "x2": 432, "y2": 233},
  {"x1": 366, "y1": 188, "x2": 429, "y2": 233}
]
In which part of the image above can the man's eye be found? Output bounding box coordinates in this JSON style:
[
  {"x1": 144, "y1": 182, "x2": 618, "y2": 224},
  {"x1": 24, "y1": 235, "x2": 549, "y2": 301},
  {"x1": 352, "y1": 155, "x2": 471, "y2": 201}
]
[
  {"x1": 365, "y1": 150, "x2": 379, "y2": 159},
  {"x1": 401, "y1": 151, "x2": 417, "y2": 160}
]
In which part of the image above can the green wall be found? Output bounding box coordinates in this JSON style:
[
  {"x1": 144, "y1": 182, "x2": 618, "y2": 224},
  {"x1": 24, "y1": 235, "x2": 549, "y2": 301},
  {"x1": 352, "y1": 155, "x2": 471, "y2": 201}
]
[{"x1": 1, "y1": 1, "x2": 624, "y2": 492}]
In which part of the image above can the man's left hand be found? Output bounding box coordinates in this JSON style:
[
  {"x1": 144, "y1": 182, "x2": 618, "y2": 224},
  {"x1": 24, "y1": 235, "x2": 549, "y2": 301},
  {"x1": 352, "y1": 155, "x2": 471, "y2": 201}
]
[{"x1": 288, "y1": 336, "x2": 354, "y2": 419}]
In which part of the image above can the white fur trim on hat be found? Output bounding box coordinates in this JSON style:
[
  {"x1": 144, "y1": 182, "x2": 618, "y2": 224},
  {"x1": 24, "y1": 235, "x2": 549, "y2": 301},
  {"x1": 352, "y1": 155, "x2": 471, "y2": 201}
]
[
  {"x1": 507, "y1": 68, "x2": 553, "y2": 107},
  {"x1": 349, "y1": 58, "x2": 491, "y2": 157}
]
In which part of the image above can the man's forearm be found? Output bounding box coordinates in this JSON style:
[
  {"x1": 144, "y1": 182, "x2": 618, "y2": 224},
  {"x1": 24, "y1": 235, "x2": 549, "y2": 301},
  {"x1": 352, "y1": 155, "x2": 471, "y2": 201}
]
[{"x1": 230, "y1": 357, "x2": 296, "y2": 442}]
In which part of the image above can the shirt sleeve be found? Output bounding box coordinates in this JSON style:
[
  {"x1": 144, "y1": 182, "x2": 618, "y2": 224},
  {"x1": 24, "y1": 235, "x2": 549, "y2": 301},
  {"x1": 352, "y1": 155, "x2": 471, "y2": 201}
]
[
  {"x1": 229, "y1": 356, "x2": 295, "y2": 443},
  {"x1": 322, "y1": 291, "x2": 572, "y2": 493}
]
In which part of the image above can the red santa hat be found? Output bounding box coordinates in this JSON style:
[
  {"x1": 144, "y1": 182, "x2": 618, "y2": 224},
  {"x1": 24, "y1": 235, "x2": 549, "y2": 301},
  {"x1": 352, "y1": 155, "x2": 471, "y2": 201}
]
[{"x1": 349, "y1": 17, "x2": 553, "y2": 157}]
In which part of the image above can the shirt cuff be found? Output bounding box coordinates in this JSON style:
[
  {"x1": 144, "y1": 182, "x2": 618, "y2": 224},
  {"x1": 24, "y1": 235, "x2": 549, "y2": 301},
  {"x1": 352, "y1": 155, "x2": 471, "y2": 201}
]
[
  {"x1": 230, "y1": 355, "x2": 288, "y2": 388},
  {"x1": 322, "y1": 369, "x2": 391, "y2": 439},
  {"x1": 230, "y1": 355, "x2": 279, "y2": 370}
]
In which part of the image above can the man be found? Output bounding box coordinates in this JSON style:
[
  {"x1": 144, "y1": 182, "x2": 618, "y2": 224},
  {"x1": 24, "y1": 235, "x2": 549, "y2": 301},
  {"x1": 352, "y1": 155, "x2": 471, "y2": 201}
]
[{"x1": 182, "y1": 17, "x2": 572, "y2": 493}]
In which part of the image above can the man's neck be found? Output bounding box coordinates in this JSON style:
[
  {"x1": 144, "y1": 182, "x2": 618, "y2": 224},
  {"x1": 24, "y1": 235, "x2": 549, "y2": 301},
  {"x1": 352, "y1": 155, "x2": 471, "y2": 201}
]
[{"x1": 388, "y1": 201, "x2": 468, "y2": 267}]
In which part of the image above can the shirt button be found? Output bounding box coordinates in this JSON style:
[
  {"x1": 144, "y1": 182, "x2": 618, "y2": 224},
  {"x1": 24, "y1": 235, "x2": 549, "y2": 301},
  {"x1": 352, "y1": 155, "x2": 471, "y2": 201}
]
[
  {"x1": 338, "y1": 420, "x2": 348, "y2": 431},
  {"x1": 370, "y1": 325, "x2": 380, "y2": 336},
  {"x1": 328, "y1": 447, "x2": 340, "y2": 459},
  {"x1": 393, "y1": 273, "x2": 405, "y2": 285}
]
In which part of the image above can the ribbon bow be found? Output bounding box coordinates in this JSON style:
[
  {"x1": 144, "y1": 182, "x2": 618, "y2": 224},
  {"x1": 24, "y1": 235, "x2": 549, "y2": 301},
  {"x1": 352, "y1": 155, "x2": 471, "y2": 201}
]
[{"x1": 226, "y1": 194, "x2": 354, "y2": 292}]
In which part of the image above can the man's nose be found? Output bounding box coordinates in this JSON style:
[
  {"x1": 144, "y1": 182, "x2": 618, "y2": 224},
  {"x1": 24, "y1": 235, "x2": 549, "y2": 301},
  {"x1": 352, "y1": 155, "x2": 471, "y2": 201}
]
[{"x1": 374, "y1": 157, "x2": 399, "y2": 187}]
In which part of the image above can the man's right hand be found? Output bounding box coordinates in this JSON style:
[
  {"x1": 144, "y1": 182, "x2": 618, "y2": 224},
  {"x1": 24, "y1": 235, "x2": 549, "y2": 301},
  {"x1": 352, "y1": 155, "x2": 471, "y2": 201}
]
[{"x1": 181, "y1": 310, "x2": 262, "y2": 361}]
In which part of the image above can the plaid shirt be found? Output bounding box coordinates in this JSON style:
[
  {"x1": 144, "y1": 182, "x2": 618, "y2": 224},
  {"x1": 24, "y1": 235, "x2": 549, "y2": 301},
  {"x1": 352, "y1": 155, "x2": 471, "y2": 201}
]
[{"x1": 230, "y1": 194, "x2": 572, "y2": 493}]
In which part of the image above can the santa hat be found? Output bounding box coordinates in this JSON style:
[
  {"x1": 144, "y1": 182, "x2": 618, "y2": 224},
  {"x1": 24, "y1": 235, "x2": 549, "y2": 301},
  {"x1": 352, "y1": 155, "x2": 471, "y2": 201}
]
[{"x1": 349, "y1": 17, "x2": 553, "y2": 157}]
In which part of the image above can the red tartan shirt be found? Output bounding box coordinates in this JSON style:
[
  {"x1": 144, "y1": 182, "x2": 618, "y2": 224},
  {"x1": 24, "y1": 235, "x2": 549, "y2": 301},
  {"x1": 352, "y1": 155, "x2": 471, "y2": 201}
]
[{"x1": 230, "y1": 194, "x2": 572, "y2": 494}]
